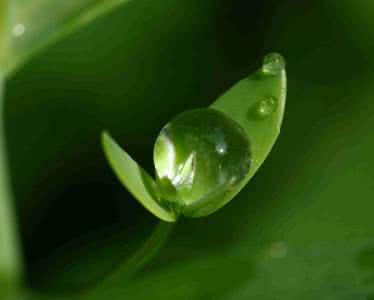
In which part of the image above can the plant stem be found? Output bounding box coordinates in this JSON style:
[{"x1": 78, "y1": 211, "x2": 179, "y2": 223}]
[
  {"x1": 0, "y1": 75, "x2": 23, "y2": 291},
  {"x1": 0, "y1": 1, "x2": 24, "y2": 292},
  {"x1": 87, "y1": 221, "x2": 174, "y2": 298}
]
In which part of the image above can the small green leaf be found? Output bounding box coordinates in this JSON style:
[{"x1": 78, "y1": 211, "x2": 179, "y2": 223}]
[
  {"x1": 101, "y1": 132, "x2": 177, "y2": 222},
  {"x1": 212, "y1": 64, "x2": 286, "y2": 181},
  {"x1": 167, "y1": 57, "x2": 286, "y2": 217},
  {"x1": 192, "y1": 60, "x2": 287, "y2": 214}
]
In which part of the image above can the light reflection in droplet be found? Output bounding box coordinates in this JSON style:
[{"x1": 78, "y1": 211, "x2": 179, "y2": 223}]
[
  {"x1": 172, "y1": 152, "x2": 196, "y2": 187},
  {"x1": 256, "y1": 96, "x2": 278, "y2": 118},
  {"x1": 12, "y1": 23, "x2": 26, "y2": 37},
  {"x1": 262, "y1": 53, "x2": 286, "y2": 75},
  {"x1": 216, "y1": 143, "x2": 227, "y2": 155}
]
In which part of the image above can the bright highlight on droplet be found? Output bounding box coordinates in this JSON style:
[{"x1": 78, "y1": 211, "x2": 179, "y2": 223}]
[
  {"x1": 255, "y1": 96, "x2": 279, "y2": 118},
  {"x1": 216, "y1": 143, "x2": 227, "y2": 155},
  {"x1": 154, "y1": 108, "x2": 251, "y2": 217},
  {"x1": 262, "y1": 52, "x2": 285, "y2": 75},
  {"x1": 12, "y1": 24, "x2": 26, "y2": 37}
]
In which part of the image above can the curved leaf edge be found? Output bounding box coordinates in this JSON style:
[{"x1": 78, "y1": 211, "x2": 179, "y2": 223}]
[{"x1": 101, "y1": 131, "x2": 177, "y2": 223}]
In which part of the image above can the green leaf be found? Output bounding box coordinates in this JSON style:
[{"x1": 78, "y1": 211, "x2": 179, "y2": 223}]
[
  {"x1": 6, "y1": 0, "x2": 131, "y2": 76},
  {"x1": 0, "y1": 3, "x2": 24, "y2": 295},
  {"x1": 212, "y1": 70, "x2": 286, "y2": 177},
  {"x1": 101, "y1": 132, "x2": 177, "y2": 222},
  {"x1": 0, "y1": 1, "x2": 10, "y2": 67},
  {"x1": 184, "y1": 66, "x2": 286, "y2": 216}
]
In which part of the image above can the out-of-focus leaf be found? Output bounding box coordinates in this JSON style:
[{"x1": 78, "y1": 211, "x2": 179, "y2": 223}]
[
  {"x1": 98, "y1": 240, "x2": 371, "y2": 300},
  {"x1": 86, "y1": 255, "x2": 254, "y2": 300},
  {"x1": 6, "y1": 0, "x2": 131, "y2": 75},
  {"x1": 30, "y1": 222, "x2": 173, "y2": 293},
  {"x1": 0, "y1": 4, "x2": 23, "y2": 292},
  {"x1": 0, "y1": 82, "x2": 24, "y2": 298},
  {"x1": 0, "y1": 1, "x2": 9, "y2": 67}
]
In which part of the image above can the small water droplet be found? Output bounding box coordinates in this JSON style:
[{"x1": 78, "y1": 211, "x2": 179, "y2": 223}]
[
  {"x1": 154, "y1": 108, "x2": 251, "y2": 216},
  {"x1": 252, "y1": 95, "x2": 278, "y2": 119},
  {"x1": 262, "y1": 53, "x2": 285, "y2": 75},
  {"x1": 216, "y1": 143, "x2": 227, "y2": 155},
  {"x1": 12, "y1": 23, "x2": 25, "y2": 37},
  {"x1": 269, "y1": 241, "x2": 288, "y2": 259}
]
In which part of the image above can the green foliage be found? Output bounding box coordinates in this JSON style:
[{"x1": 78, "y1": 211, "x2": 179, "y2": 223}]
[
  {"x1": 103, "y1": 63, "x2": 286, "y2": 220},
  {"x1": 7, "y1": 0, "x2": 130, "y2": 75},
  {"x1": 0, "y1": 2, "x2": 23, "y2": 296},
  {"x1": 2, "y1": 1, "x2": 374, "y2": 300}
]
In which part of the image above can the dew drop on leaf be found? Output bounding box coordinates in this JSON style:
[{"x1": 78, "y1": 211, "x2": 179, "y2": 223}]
[
  {"x1": 262, "y1": 52, "x2": 286, "y2": 75},
  {"x1": 253, "y1": 95, "x2": 279, "y2": 119},
  {"x1": 153, "y1": 108, "x2": 251, "y2": 216}
]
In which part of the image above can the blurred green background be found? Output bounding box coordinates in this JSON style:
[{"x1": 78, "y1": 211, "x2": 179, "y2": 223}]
[{"x1": 4, "y1": 0, "x2": 374, "y2": 299}]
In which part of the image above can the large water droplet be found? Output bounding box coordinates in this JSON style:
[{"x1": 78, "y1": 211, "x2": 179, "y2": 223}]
[
  {"x1": 154, "y1": 108, "x2": 251, "y2": 216},
  {"x1": 253, "y1": 96, "x2": 278, "y2": 118},
  {"x1": 262, "y1": 53, "x2": 285, "y2": 75}
]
